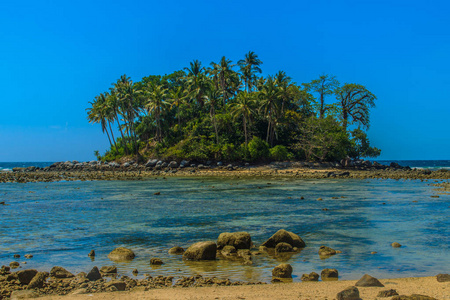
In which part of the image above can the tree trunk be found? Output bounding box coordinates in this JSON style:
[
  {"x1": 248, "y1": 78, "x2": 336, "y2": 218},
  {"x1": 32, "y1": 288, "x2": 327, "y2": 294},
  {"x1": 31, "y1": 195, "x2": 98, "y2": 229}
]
[
  {"x1": 115, "y1": 112, "x2": 128, "y2": 155},
  {"x1": 108, "y1": 121, "x2": 119, "y2": 154},
  {"x1": 243, "y1": 114, "x2": 248, "y2": 147}
]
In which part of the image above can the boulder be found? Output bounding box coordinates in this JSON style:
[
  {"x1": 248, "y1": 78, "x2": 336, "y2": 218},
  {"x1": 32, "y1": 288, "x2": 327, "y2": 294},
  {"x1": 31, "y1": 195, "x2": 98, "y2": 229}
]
[
  {"x1": 217, "y1": 232, "x2": 252, "y2": 250},
  {"x1": 221, "y1": 245, "x2": 237, "y2": 256},
  {"x1": 10, "y1": 290, "x2": 39, "y2": 299},
  {"x1": 86, "y1": 266, "x2": 102, "y2": 281},
  {"x1": 88, "y1": 250, "x2": 95, "y2": 257},
  {"x1": 27, "y1": 271, "x2": 49, "y2": 289},
  {"x1": 355, "y1": 274, "x2": 384, "y2": 287},
  {"x1": 105, "y1": 280, "x2": 127, "y2": 291},
  {"x1": 10, "y1": 261, "x2": 20, "y2": 269},
  {"x1": 392, "y1": 295, "x2": 436, "y2": 300},
  {"x1": 145, "y1": 159, "x2": 158, "y2": 167},
  {"x1": 24, "y1": 254, "x2": 33, "y2": 259},
  {"x1": 378, "y1": 289, "x2": 399, "y2": 297},
  {"x1": 319, "y1": 245, "x2": 337, "y2": 256},
  {"x1": 272, "y1": 264, "x2": 293, "y2": 278},
  {"x1": 261, "y1": 229, "x2": 306, "y2": 248},
  {"x1": 391, "y1": 242, "x2": 402, "y2": 248},
  {"x1": 16, "y1": 269, "x2": 38, "y2": 285},
  {"x1": 168, "y1": 161, "x2": 178, "y2": 168},
  {"x1": 436, "y1": 273, "x2": 450, "y2": 282},
  {"x1": 150, "y1": 258, "x2": 164, "y2": 265},
  {"x1": 108, "y1": 247, "x2": 135, "y2": 262},
  {"x1": 182, "y1": 241, "x2": 217, "y2": 261},
  {"x1": 336, "y1": 286, "x2": 360, "y2": 300},
  {"x1": 100, "y1": 266, "x2": 117, "y2": 274},
  {"x1": 301, "y1": 272, "x2": 319, "y2": 281},
  {"x1": 321, "y1": 268, "x2": 339, "y2": 280},
  {"x1": 168, "y1": 246, "x2": 185, "y2": 254},
  {"x1": 275, "y1": 242, "x2": 293, "y2": 253},
  {"x1": 50, "y1": 266, "x2": 74, "y2": 278}
]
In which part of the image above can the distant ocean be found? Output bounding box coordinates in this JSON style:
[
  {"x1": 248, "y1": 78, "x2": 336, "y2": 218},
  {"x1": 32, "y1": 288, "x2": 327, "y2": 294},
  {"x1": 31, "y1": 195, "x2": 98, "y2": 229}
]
[{"x1": 0, "y1": 160, "x2": 449, "y2": 172}]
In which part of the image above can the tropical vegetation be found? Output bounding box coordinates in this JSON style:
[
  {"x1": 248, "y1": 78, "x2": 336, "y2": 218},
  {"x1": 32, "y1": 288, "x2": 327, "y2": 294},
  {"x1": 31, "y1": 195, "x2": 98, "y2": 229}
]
[{"x1": 86, "y1": 51, "x2": 380, "y2": 163}]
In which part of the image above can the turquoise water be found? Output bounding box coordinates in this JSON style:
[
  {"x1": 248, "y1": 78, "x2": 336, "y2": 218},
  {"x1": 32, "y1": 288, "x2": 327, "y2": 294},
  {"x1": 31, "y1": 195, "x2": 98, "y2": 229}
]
[{"x1": 0, "y1": 177, "x2": 448, "y2": 282}]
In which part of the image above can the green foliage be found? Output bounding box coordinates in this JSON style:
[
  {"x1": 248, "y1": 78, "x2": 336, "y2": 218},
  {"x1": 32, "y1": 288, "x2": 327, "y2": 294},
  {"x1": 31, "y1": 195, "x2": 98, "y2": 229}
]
[
  {"x1": 269, "y1": 145, "x2": 292, "y2": 161},
  {"x1": 87, "y1": 53, "x2": 380, "y2": 163},
  {"x1": 247, "y1": 136, "x2": 270, "y2": 161}
]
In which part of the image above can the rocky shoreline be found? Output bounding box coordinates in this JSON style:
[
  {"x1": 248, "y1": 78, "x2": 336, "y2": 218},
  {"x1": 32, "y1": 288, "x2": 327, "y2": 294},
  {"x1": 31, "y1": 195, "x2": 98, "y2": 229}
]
[
  {"x1": 2, "y1": 229, "x2": 448, "y2": 299},
  {"x1": 1, "y1": 159, "x2": 450, "y2": 183}
]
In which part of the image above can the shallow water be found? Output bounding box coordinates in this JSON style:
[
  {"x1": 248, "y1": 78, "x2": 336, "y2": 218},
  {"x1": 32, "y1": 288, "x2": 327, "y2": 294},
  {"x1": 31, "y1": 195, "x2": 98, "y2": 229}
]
[{"x1": 0, "y1": 177, "x2": 448, "y2": 282}]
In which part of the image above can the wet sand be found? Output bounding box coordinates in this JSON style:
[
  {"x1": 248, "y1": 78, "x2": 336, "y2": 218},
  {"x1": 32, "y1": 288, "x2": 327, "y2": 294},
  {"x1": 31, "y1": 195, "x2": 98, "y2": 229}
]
[{"x1": 37, "y1": 276, "x2": 449, "y2": 300}]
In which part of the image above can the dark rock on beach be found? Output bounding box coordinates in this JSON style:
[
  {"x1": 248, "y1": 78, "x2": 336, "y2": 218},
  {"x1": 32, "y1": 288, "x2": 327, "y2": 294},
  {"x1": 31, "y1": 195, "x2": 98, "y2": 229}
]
[
  {"x1": 355, "y1": 274, "x2": 384, "y2": 287},
  {"x1": 378, "y1": 289, "x2": 399, "y2": 297},
  {"x1": 336, "y1": 286, "x2": 360, "y2": 300},
  {"x1": 261, "y1": 229, "x2": 306, "y2": 248},
  {"x1": 16, "y1": 269, "x2": 38, "y2": 285},
  {"x1": 392, "y1": 295, "x2": 436, "y2": 300},
  {"x1": 27, "y1": 271, "x2": 49, "y2": 289},
  {"x1": 182, "y1": 241, "x2": 217, "y2": 261},
  {"x1": 436, "y1": 273, "x2": 450, "y2": 282},
  {"x1": 86, "y1": 266, "x2": 102, "y2": 281},
  {"x1": 50, "y1": 266, "x2": 74, "y2": 278},
  {"x1": 321, "y1": 268, "x2": 339, "y2": 280}
]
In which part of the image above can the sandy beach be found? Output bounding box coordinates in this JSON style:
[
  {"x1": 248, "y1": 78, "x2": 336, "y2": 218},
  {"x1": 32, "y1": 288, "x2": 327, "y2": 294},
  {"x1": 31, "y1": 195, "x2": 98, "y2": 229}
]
[{"x1": 35, "y1": 276, "x2": 449, "y2": 300}]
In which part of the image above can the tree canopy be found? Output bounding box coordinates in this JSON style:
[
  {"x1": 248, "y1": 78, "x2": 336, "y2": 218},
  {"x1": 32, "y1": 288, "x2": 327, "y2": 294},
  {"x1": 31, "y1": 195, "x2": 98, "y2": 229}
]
[{"x1": 87, "y1": 52, "x2": 380, "y2": 162}]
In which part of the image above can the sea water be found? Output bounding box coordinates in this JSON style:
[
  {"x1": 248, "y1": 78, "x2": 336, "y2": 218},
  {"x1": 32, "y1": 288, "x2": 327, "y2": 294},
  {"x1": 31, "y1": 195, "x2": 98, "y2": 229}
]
[{"x1": 0, "y1": 177, "x2": 448, "y2": 282}]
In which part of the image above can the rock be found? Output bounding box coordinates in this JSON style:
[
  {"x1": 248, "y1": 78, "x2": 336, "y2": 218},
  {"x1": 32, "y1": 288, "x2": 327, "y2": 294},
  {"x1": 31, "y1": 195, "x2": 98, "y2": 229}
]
[
  {"x1": 100, "y1": 266, "x2": 117, "y2": 274},
  {"x1": 319, "y1": 245, "x2": 337, "y2": 256},
  {"x1": 168, "y1": 246, "x2": 185, "y2": 254},
  {"x1": 261, "y1": 229, "x2": 306, "y2": 248},
  {"x1": 221, "y1": 245, "x2": 237, "y2": 256},
  {"x1": 355, "y1": 274, "x2": 384, "y2": 287},
  {"x1": 378, "y1": 289, "x2": 399, "y2": 297},
  {"x1": 108, "y1": 247, "x2": 135, "y2": 262},
  {"x1": 27, "y1": 271, "x2": 49, "y2": 289},
  {"x1": 2, "y1": 265, "x2": 10, "y2": 272},
  {"x1": 301, "y1": 272, "x2": 319, "y2": 281},
  {"x1": 180, "y1": 160, "x2": 190, "y2": 167},
  {"x1": 275, "y1": 242, "x2": 293, "y2": 253},
  {"x1": 272, "y1": 264, "x2": 293, "y2": 278},
  {"x1": 88, "y1": 250, "x2": 95, "y2": 257},
  {"x1": 390, "y1": 162, "x2": 402, "y2": 169},
  {"x1": 146, "y1": 159, "x2": 159, "y2": 167},
  {"x1": 105, "y1": 280, "x2": 127, "y2": 291},
  {"x1": 50, "y1": 266, "x2": 74, "y2": 278},
  {"x1": 132, "y1": 269, "x2": 138, "y2": 275},
  {"x1": 436, "y1": 273, "x2": 450, "y2": 282},
  {"x1": 10, "y1": 261, "x2": 20, "y2": 269},
  {"x1": 391, "y1": 242, "x2": 402, "y2": 248},
  {"x1": 154, "y1": 191, "x2": 161, "y2": 195},
  {"x1": 14, "y1": 254, "x2": 20, "y2": 258},
  {"x1": 16, "y1": 269, "x2": 38, "y2": 284},
  {"x1": 336, "y1": 286, "x2": 360, "y2": 300},
  {"x1": 24, "y1": 254, "x2": 33, "y2": 259},
  {"x1": 10, "y1": 290, "x2": 39, "y2": 299},
  {"x1": 217, "y1": 232, "x2": 252, "y2": 250},
  {"x1": 168, "y1": 161, "x2": 178, "y2": 168},
  {"x1": 321, "y1": 268, "x2": 339, "y2": 280},
  {"x1": 182, "y1": 241, "x2": 217, "y2": 261},
  {"x1": 86, "y1": 266, "x2": 102, "y2": 281},
  {"x1": 150, "y1": 258, "x2": 164, "y2": 265}
]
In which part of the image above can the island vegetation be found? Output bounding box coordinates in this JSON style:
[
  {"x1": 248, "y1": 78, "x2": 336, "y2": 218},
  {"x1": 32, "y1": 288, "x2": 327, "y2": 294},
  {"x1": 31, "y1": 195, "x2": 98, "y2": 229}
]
[{"x1": 87, "y1": 51, "x2": 380, "y2": 163}]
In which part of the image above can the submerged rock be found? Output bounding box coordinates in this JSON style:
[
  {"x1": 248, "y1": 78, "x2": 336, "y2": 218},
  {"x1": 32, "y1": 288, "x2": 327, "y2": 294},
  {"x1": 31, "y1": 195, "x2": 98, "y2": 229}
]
[
  {"x1": 319, "y1": 245, "x2": 337, "y2": 256},
  {"x1": 272, "y1": 264, "x2": 293, "y2": 278},
  {"x1": 182, "y1": 241, "x2": 217, "y2": 261},
  {"x1": 391, "y1": 242, "x2": 402, "y2": 248},
  {"x1": 275, "y1": 242, "x2": 293, "y2": 253},
  {"x1": 108, "y1": 247, "x2": 135, "y2": 262},
  {"x1": 150, "y1": 258, "x2": 164, "y2": 265},
  {"x1": 217, "y1": 232, "x2": 252, "y2": 250},
  {"x1": 168, "y1": 246, "x2": 185, "y2": 254},
  {"x1": 261, "y1": 229, "x2": 306, "y2": 248}
]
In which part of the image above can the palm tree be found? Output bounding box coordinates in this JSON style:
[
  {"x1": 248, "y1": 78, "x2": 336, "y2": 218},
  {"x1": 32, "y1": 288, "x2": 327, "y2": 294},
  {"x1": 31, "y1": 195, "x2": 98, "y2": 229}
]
[
  {"x1": 184, "y1": 60, "x2": 209, "y2": 107},
  {"x1": 238, "y1": 51, "x2": 263, "y2": 92},
  {"x1": 106, "y1": 90, "x2": 129, "y2": 155},
  {"x1": 145, "y1": 82, "x2": 169, "y2": 142},
  {"x1": 229, "y1": 91, "x2": 256, "y2": 146},
  {"x1": 335, "y1": 83, "x2": 376, "y2": 132},
  {"x1": 203, "y1": 88, "x2": 222, "y2": 144},
  {"x1": 210, "y1": 56, "x2": 236, "y2": 106},
  {"x1": 258, "y1": 77, "x2": 281, "y2": 146},
  {"x1": 168, "y1": 86, "x2": 187, "y2": 128},
  {"x1": 274, "y1": 71, "x2": 292, "y2": 115}
]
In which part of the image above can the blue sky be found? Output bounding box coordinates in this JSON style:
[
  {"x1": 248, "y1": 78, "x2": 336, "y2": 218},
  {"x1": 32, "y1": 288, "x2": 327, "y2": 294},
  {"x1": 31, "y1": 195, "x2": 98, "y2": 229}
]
[{"x1": 0, "y1": 0, "x2": 449, "y2": 161}]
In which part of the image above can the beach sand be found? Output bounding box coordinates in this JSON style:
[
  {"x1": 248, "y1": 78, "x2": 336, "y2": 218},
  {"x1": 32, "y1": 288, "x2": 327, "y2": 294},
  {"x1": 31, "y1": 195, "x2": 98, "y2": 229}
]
[{"x1": 37, "y1": 276, "x2": 449, "y2": 300}]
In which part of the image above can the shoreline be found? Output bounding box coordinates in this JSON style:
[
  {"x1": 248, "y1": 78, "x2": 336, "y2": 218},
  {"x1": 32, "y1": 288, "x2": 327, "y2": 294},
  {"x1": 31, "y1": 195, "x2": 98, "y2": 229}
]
[
  {"x1": 1, "y1": 163, "x2": 450, "y2": 183},
  {"x1": 12, "y1": 275, "x2": 450, "y2": 300}
]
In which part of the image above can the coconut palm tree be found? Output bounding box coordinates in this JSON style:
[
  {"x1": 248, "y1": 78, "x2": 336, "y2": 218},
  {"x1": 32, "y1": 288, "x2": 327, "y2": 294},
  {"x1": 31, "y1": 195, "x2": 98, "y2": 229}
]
[
  {"x1": 258, "y1": 77, "x2": 281, "y2": 146},
  {"x1": 274, "y1": 71, "x2": 292, "y2": 115},
  {"x1": 210, "y1": 56, "x2": 236, "y2": 105},
  {"x1": 229, "y1": 91, "x2": 256, "y2": 146},
  {"x1": 238, "y1": 51, "x2": 263, "y2": 92},
  {"x1": 168, "y1": 86, "x2": 188, "y2": 128},
  {"x1": 145, "y1": 82, "x2": 169, "y2": 142},
  {"x1": 202, "y1": 88, "x2": 222, "y2": 144}
]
